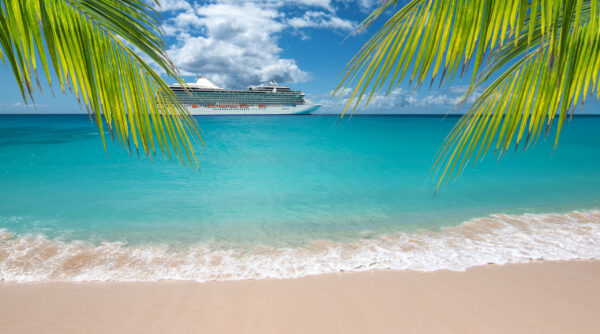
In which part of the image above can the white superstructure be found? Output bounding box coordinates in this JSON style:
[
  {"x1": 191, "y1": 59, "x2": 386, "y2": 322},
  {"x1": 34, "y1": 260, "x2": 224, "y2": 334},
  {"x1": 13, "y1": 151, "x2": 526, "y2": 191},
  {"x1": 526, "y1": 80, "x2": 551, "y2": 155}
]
[{"x1": 170, "y1": 77, "x2": 321, "y2": 115}]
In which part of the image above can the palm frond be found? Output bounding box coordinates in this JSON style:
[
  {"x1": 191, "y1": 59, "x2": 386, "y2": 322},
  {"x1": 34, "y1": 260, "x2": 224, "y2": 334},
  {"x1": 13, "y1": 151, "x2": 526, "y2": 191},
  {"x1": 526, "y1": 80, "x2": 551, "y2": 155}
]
[
  {"x1": 0, "y1": 0, "x2": 201, "y2": 166},
  {"x1": 335, "y1": 0, "x2": 600, "y2": 191}
]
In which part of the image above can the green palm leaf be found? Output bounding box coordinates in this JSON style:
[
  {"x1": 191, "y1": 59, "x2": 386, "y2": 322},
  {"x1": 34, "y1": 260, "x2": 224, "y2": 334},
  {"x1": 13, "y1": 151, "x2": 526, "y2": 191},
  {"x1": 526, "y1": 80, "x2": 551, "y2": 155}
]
[
  {"x1": 335, "y1": 0, "x2": 600, "y2": 191},
  {"x1": 0, "y1": 0, "x2": 202, "y2": 166}
]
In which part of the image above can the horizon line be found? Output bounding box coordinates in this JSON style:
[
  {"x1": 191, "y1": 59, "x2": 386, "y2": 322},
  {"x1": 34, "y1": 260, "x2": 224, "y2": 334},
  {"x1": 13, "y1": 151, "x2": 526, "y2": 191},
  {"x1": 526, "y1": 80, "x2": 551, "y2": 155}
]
[{"x1": 1, "y1": 113, "x2": 600, "y2": 117}]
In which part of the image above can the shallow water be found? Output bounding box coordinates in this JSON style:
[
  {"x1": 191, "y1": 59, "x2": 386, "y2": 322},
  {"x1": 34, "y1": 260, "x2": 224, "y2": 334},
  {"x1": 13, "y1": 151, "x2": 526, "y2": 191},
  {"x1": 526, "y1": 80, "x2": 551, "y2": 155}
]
[{"x1": 1, "y1": 115, "x2": 599, "y2": 281}]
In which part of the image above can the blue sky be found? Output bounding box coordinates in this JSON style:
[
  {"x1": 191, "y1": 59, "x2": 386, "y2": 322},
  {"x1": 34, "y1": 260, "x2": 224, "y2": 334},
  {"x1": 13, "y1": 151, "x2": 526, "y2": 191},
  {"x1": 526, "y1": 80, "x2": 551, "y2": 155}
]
[{"x1": 0, "y1": 0, "x2": 598, "y2": 114}]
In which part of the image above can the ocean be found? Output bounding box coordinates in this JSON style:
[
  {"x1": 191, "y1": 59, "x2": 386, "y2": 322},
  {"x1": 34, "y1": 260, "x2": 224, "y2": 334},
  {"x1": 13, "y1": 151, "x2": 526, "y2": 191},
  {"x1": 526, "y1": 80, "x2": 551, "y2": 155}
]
[{"x1": 1, "y1": 114, "x2": 599, "y2": 282}]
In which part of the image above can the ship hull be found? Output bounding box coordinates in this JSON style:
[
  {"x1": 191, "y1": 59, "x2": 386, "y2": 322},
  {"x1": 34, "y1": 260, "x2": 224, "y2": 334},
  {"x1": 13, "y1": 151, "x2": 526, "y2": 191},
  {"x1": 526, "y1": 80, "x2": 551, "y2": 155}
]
[{"x1": 185, "y1": 104, "x2": 320, "y2": 116}]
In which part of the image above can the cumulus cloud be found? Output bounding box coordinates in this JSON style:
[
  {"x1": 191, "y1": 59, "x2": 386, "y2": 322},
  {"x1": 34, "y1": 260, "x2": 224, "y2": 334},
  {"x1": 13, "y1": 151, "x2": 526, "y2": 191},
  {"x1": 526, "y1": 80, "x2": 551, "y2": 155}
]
[
  {"x1": 287, "y1": 11, "x2": 355, "y2": 30},
  {"x1": 336, "y1": 0, "x2": 381, "y2": 12},
  {"x1": 446, "y1": 85, "x2": 484, "y2": 104},
  {"x1": 156, "y1": 0, "x2": 192, "y2": 11},
  {"x1": 314, "y1": 87, "x2": 469, "y2": 114},
  {"x1": 157, "y1": 0, "x2": 356, "y2": 88}
]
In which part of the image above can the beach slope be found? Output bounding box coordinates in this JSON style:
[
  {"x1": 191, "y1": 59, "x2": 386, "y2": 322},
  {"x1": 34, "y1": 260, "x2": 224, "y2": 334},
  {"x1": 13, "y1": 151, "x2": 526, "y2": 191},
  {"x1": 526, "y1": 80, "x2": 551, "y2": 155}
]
[{"x1": 1, "y1": 260, "x2": 599, "y2": 333}]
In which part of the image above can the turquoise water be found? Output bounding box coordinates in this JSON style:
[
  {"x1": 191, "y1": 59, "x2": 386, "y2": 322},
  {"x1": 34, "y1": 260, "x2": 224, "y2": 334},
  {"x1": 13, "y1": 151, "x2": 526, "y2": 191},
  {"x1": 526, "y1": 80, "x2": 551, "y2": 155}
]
[{"x1": 1, "y1": 115, "x2": 600, "y2": 281}]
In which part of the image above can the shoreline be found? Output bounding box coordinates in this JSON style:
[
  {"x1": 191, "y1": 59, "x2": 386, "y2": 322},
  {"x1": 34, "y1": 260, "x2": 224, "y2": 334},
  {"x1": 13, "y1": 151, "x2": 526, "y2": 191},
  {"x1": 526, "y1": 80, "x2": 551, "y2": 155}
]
[
  {"x1": 2, "y1": 260, "x2": 600, "y2": 333},
  {"x1": 2, "y1": 209, "x2": 600, "y2": 282}
]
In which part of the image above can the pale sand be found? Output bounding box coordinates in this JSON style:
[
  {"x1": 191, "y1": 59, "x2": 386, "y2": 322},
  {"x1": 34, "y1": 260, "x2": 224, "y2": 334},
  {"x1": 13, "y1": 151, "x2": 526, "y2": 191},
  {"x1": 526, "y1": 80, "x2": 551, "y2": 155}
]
[{"x1": 1, "y1": 261, "x2": 600, "y2": 333}]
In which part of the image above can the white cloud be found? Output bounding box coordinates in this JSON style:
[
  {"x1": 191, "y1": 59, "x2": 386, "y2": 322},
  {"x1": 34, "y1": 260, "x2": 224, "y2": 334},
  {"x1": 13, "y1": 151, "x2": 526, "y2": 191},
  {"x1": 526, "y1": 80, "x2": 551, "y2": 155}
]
[
  {"x1": 157, "y1": 0, "x2": 356, "y2": 88},
  {"x1": 314, "y1": 87, "x2": 467, "y2": 114},
  {"x1": 156, "y1": 0, "x2": 192, "y2": 11},
  {"x1": 219, "y1": 0, "x2": 335, "y2": 11},
  {"x1": 0, "y1": 102, "x2": 50, "y2": 113},
  {"x1": 287, "y1": 11, "x2": 354, "y2": 30},
  {"x1": 165, "y1": 2, "x2": 307, "y2": 88},
  {"x1": 446, "y1": 85, "x2": 484, "y2": 103},
  {"x1": 336, "y1": 0, "x2": 381, "y2": 11}
]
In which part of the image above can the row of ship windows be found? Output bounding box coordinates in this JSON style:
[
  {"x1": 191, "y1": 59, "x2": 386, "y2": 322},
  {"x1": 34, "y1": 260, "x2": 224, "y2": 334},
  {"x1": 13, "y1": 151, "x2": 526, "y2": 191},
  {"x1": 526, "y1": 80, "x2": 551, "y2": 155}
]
[
  {"x1": 184, "y1": 104, "x2": 296, "y2": 107},
  {"x1": 179, "y1": 101, "x2": 302, "y2": 105},
  {"x1": 170, "y1": 88, "x2": 297, "y2": 94},
  {"x1": 196, "y1": 108, "x2": 292, "y2": 111},
  {"x1": 176, "y1": 95, "x2": 303, "y2": 98},
  {"x1": 174, "y1": 94, "x2": 303, "y2": 100},
  {"x1": 172, "y1": 91, "x2": 302, "y2": 97},
  {"x1": 184, "y1": 96, "x2": 302, "y2": 99},
  {"x1": 178, "y1": 100, "x2": 303, "y2": 104},
  {"x1": 177, "y1": 96, "x2": 303, "y2": 99}
]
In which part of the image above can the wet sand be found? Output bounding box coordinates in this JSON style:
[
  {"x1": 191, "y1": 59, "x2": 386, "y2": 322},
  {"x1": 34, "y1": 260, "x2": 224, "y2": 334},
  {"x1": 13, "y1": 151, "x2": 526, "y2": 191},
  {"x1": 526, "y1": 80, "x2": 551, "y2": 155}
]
[{"x1": 1, "y1": 260, "x2": 599, "y2": 333}]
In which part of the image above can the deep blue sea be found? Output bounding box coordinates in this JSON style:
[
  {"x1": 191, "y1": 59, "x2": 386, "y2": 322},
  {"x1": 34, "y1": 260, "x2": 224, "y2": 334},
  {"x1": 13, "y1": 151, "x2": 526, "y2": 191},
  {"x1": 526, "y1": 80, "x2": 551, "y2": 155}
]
[{"x1": 1, "y1": 115, "x2": 599, "y2": 281}]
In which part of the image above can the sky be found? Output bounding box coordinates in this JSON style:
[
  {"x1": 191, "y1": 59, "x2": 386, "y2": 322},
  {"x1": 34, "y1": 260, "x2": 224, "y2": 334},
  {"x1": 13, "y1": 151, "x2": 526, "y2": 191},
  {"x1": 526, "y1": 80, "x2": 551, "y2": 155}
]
[{"x1": 0, "y1": 0, "x2": 598, "y2": 114}]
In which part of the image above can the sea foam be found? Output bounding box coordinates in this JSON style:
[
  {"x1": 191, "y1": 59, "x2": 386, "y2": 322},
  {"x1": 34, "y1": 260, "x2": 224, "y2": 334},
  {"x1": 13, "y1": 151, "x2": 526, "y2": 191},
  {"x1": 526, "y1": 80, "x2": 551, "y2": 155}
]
[{"x1": 1, "y1": 210, "x2": 599, "y2": 282}]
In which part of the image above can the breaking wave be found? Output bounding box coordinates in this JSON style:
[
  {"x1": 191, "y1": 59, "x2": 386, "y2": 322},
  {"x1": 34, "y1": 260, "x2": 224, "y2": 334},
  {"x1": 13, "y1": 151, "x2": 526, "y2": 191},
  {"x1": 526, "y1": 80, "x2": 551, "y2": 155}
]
[{"x1": 1, "y1": 210, "x2": 600, "y2": 282}]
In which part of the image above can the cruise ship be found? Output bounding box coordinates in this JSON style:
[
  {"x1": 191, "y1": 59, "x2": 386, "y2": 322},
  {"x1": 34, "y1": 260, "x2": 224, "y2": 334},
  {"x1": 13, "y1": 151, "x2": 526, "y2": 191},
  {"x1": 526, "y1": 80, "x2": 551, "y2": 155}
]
[{"x1": 169, "y1": 76, "x2": 321, "y2": 115}]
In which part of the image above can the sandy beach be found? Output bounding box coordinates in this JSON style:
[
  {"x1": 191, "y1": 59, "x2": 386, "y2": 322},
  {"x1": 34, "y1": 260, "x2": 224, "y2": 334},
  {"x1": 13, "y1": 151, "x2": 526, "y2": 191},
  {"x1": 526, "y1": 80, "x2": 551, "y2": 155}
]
[{"x1": 0, "y1": 260, "x2": 599, "y2": 333}]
